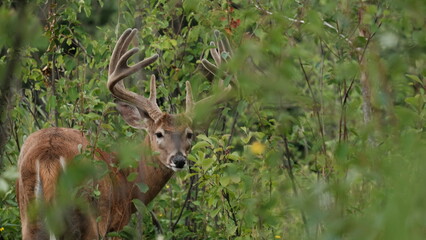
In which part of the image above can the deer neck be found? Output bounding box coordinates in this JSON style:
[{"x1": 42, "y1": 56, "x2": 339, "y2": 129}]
[{"x1": 132, "y1": 136, "x2": 174, "y2": 205}]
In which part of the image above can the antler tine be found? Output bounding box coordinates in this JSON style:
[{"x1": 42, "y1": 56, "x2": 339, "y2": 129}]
[
  {"x1": 201, "y1": 58, "x2": 218, "y2": 76},
  {"x1": 220, "y1": 32, "x2": 233, "y2": 56},
  {"x1": 214, "y1": 30, "x2": 226, "y2": 56},
  {"x1": 214, "y1": 30, "x2": 233, "y2": 57},
  {"x1": 148, "y1": 74, "x2": 161, "y2": 110},
  {"x1": 185, "y1": 81, "x2": 194, "y2": 115},
  {"x1": 108, "y1": 28, "x2": 162, "y2": 121},
  {"x1": 204, "y1": 31, "x2": 237, "y2": 85},
  {"x1": 119, "y1": 29, "x2": 137, "y2": 57},
  {"x1": 190, "y1": 30, "x2": 237, "y2": 120},
  {"x1": 109, "y1": 28, "x2": 132, "y2": 76},
  {"x1": 201, "y1": 31, "x2": 235, "y2": 78},
  {"x1": 210, "y1": 42, "x2": 222, "y2": 67}
]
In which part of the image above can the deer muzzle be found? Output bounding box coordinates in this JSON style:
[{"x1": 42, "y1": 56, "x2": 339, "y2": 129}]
[{"x1": 170, "y1": 152, "x2": 186, "y2": 170}]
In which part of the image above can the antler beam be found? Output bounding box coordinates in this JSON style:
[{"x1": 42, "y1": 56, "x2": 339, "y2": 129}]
[{"x1": 108, "y1": 28, "x2": 163, "y2": 121}]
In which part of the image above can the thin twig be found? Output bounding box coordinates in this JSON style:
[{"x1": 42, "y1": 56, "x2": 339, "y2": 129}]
[
  {"x1": 222, "y1": 189, "x2": 240, "y2": 236},
  {"x1": 298, "y1": 58, "x2": 327, "y2": 155},
  {"x1": 51, "y1": 53, "x2": 59, "y2": 127},
  {"x1": 171, "y1": 168, "x2": 195, "y2": 231},
  {"x1": 252, "y1": 0, "x2": 352, "y2": 44},
  {"x1": 150, "y1": 210, "x2": 164, "y2": 235},
  {"x1": 13, "y1": 119, "x2": 21, "y2": 153},
  {"x1": 359, "y1": 22, "x2": 382, "y2": 63},
  {"x1": 283, "y1": 135, "x2": 310, "y2": 236},
  {"x1": 23, "y1": 98, "x2": 41, "y2": 129}
]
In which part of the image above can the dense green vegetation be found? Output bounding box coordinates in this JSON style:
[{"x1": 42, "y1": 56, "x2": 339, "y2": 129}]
[{"x1": 0, "y1": 0, "x2": 425, "y2": 239}]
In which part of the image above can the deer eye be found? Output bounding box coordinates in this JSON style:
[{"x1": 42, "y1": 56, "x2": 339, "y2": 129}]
[
  {"x1": 155, "y1": 132, "x2": 164, "y2": 138},
  {"x1": 186, "y1": 132, "x2": 193, "y2": 139}
]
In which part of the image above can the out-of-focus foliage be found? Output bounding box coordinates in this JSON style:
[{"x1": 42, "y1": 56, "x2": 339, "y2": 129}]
[{"x1": 0, "y1": 0, "x2": 425, "y2": 239}]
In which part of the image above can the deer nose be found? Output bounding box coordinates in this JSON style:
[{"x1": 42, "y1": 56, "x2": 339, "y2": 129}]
[{"x1": 171, "y1": 153, "x2": 186, "y2": 169}]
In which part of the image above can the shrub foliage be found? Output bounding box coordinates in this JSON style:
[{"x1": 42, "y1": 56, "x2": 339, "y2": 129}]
[{"x1": 0, "y1": 0, "x2": 425, "y2": 239}]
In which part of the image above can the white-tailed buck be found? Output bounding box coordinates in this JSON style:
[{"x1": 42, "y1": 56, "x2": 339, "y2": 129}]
[{"x1": 17, "y1": 28, "x2": 235, "y2": 240}]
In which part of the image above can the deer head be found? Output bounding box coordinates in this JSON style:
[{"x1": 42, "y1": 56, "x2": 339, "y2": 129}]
[{"x1": 107, "y1": 28, "x2": 196, "y2": 171}]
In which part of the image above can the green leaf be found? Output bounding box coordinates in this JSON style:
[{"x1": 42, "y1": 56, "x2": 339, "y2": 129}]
[
  {"x1": 335, "y1": 60, "x2": 359, "y2": 82},
  {"x1": 200, "y1": 157, "x2": 215, "y2": 169},
  {"x1": 183, "y1": 0, "x2": 199, "y2": 13},
  {"x1": 227, "y1": 153, "x2": 240, "y2": 161},
  {"x1": 0, "y1": 178, "x2": 9, "y2": 193},
  {"x1": 404, "y1": 95, "x2": 423, "y2": 110},
  {"x1": 127, "y1": 172, "x2": 138, "y2": 182},
  {"x1": 47, "y1": 95, "x2": 57, "y2": 112},
  {"x1": 85, "y1": 112, "x2": 101, "y2": 120},
  {"x1": 132, "y1": 199, "x2": 146, "y2": 212},
  {"x1": 93, "y1": 189, "x2": 101, "y2": 197},
  {"x1": 136, "y1": 182, "x2": 149, "y2": 193},
  {"x1": 406, "y1": 74, "x2": 423, "y2": 85},
  {"x1": 197, "y1": 134, "x2": 213, "y2": 145},
  {"x1": 192, "y1": 141, "x2": 211, "y2": 151},
  {"x1": 230, "y1": 175, "x2": 241, "y2": 183},
  {"x1": 106, "y1": 232, "x2": 120, "y2": 237},
  {"x1": 169, "y1": 39, "x2": 178, "y2": 47},
  {"x1": 219, "y1": 176, "x2": 230, "y2": 187}
]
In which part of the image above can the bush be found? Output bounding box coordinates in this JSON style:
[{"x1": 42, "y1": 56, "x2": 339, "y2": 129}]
[{"x1": 0, "y1": 0, "x2": 425, "y2": 239}]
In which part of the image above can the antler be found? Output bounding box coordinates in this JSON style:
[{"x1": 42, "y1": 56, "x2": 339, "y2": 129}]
[
  {"x1": 108, "y1": 28, "x2": 163, "y2": 121},
  {"x1": 200, "y1": 30, "x2": 233, "y2": 80},
  {"x1": 186, "y1": 30, "x2": 237, "y2": 116}
]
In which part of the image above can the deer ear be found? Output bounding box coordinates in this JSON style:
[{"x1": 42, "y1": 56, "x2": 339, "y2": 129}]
[{"x1": 116, "y1": 101, "x2": 152, "y2": 129}]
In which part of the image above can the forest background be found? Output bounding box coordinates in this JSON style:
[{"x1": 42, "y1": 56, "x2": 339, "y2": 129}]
[{"x1": 0, "y1": 0, "x2": 425, "y2": 239}]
